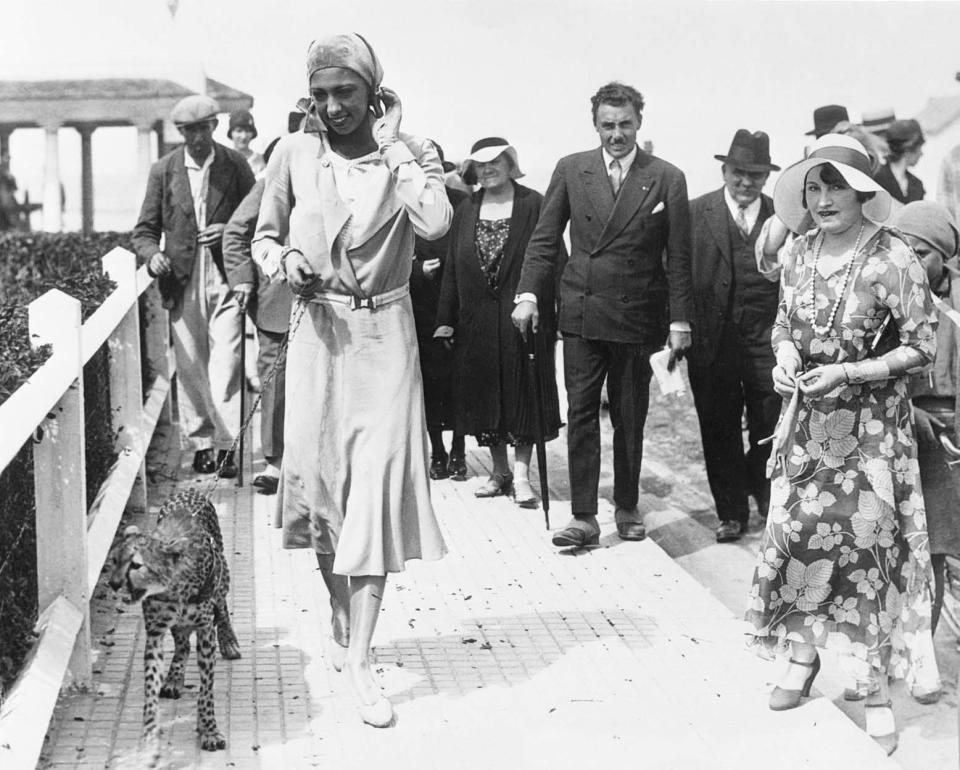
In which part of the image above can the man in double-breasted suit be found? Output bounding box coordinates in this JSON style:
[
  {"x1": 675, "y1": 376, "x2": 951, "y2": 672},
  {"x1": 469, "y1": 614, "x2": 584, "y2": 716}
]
[
  {"x1": 687, "y1": 129, "x2": 781, "y2": 543},
  {"x1": 133, "y1": 95, "x2": 256, "y2": 478},
  {"x1": 513, "y1": 81, "x2": 693, "y2": 548}
]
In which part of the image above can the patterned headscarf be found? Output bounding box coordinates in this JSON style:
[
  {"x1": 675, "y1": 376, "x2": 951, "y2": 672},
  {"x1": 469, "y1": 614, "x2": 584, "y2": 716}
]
[{"x1": 305, "y1": 33, "x2": 383, "y2": 91}]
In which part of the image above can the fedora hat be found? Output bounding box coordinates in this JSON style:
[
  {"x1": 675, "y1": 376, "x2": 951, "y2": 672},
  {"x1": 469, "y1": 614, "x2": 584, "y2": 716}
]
[
  {"x1": 806, "y1": 104, "x2": 849, "y2": 137},
  {"x1": 861, "y1": 107, "x2": 896, "y2": 135},
  {"x1": 714, "y1": 129, "x2": 780, "y2": 172},
  {"x1": 460, "y1": 137, "x2": 524, "y2": 185},
  {"x1": 773, "y1": 133, "x2": 891, "y2": 233}
]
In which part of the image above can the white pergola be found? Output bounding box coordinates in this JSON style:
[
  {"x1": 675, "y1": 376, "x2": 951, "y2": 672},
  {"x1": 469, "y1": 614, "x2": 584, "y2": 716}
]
[
  {"x1": 0, "y1": 0, "x2": 253, "y2": 234},
  {"x1": 0, "y1": 77, "x2": 252, "y2": 235}
]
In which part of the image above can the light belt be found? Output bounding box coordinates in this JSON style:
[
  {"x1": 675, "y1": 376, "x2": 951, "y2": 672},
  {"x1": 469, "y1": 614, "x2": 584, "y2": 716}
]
[{"x1": 308, "y1": 283, "x2": 409, "y2": 311}]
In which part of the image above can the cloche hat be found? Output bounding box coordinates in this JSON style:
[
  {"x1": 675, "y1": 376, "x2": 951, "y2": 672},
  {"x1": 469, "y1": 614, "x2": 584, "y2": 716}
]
[
  {"x1": 227, "y1": 109, "x2": 257, "y2": 139},
  {"x1": 773, "y1": 133, "x2": 891, "y2": 233},
  {"x1": 893, "y1": 201, "x2": 960, "y2": 260}
]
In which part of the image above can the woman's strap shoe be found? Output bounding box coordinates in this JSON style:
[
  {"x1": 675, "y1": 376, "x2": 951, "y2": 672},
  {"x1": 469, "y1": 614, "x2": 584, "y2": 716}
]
[
  {"x1": 358, "y1": 696, "x2": 395, "y2": 728},
  {"x1": 474, "y1": 472, "x2": 513, "y2": 498},
  {"x1": 448, "y1": 451, "x2": 467, "y2": 481},
  {"x1": 513, "y1": 478, "x2": 539, "y2": 508},
  {"x1": 865, "y1": 700, "x2": 898, "y2": 755},
  {"x1": 429, "y1": 454, "x2": 450, "y2": 480},
  {"x1": 769, "y1": 654, "x2": 820, "y2": 711}
]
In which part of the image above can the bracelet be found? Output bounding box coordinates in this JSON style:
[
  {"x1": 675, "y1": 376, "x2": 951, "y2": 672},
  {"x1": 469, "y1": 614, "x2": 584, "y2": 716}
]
[
  {"x1": 841, "y1": 363, "x2": 850, "y2": 384},
  {"x1": 844, "y1": 362, "x2": 869, "y2": 385}
]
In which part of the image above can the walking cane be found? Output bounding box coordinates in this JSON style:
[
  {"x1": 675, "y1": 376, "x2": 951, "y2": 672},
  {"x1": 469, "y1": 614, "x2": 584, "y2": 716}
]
[
  {"x1": 523, "y1": 330, "x2": 550, "y2": 529},
  {"x1": 237, "y1": 305, "x2": 246, "y2": 487}
]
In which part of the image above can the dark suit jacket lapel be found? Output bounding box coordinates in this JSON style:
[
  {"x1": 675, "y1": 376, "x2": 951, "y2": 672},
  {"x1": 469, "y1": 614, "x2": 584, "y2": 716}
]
[
  {"x1": 498, "y1": 184, "x2": 533, "y2": 286},
  {"x1": 758, "y1": 194, "x2": 774, "y2": 235},
  {"x1": 593, "y1": 151, "x2": 656, "y2": 255},
  {"x1": 579, "y1": 149, "x2": 615, "y2": 224},
  {"x1": 705, "y1": 188, "x2": 733, "y2": 266},
  {"x1": 205, "y1": 145, "x2": 230, "y2": 223},
  {"x1": 171, "y1": 149, "x2": 196, "y2": 226}
]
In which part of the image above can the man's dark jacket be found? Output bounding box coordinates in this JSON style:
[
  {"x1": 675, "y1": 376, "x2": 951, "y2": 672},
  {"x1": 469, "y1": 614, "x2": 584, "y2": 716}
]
[
  {"x1": 688, "y1": 188, "x2": 776, "y2": 364},
  {"x1": 132, "y1": 142, "x2": 255, "y2": 306},
  {"x1": 516, "y1": 147, "x2": 693, "y2": 344},
  {"x1": 222, "y1": 178, "x2": 293, "y2": 335}
]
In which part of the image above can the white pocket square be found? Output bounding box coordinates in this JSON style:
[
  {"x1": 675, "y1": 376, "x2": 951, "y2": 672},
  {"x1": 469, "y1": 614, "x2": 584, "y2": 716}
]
[{"x1": 651, "y1": 201, "x2": 665, "y2": 214}]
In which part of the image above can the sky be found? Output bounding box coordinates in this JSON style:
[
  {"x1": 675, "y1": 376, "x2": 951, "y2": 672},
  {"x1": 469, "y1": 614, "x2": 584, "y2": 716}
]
[{"x1": 3, "y1": 0, "x2": 960, "y2": 230}]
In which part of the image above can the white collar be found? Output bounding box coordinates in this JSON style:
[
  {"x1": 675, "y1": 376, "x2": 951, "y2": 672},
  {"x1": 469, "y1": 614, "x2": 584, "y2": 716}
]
[
  {"x1": 602, "y1": 145, "x2": 638, "y2": 174},
  {"x1": 723, "y1": 187, "x2": 761, "y2": 218},
  {"x1": 184, "y1": 147, "x2": 214, "y2": 172}
]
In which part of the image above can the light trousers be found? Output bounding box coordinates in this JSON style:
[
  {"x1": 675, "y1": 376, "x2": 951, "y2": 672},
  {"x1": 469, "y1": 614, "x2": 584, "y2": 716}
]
[{"x1": 170, "y1": 248, "x2": 242, "y2": 452}]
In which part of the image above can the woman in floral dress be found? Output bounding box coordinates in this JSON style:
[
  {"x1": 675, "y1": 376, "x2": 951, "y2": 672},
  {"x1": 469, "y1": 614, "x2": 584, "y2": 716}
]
[{"x1": 745, "y1": 135, "x2": 938, "y2": 755}]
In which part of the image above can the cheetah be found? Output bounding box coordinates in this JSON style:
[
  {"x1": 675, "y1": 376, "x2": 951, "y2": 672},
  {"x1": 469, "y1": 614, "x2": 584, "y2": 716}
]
[{"x1": 108, "y1": 489, "x2": 239, "y2": 760}]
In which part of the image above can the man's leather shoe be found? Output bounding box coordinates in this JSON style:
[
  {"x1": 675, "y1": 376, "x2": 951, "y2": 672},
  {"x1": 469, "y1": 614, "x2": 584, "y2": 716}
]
[
  {"x1": 193, "y1": 448, "x2": 216, "y2": 474},
  {"x1": 552, "y1": 516, "x2": 601, "y2": 548},
  {"x1": 429, "y1": 454, "x2": 450, "y2": 480},
  {"x1": 716, "y1": 520, "x2": 745, "y2": 543},
  {"x1": 217, "y1": 450, "x2": 238, "y2": 479},
  {"x1": 615, "y1": 506, "x2": 646, "y2": 541},
  {"x1": 253, "y1": 474, "x2": 279, "y2": 494}
]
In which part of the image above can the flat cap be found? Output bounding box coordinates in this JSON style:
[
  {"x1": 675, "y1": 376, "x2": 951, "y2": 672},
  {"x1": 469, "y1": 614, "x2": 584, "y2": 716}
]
[{"x1": 171, "y1": 95, "x2": 220, "y2": 126}]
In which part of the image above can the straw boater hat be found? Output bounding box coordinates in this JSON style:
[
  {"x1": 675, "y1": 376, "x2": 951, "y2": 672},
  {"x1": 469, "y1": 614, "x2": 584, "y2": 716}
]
[
  {"x1": 773, "y1": 133, "x2": 892, "y2": 233},
  {"x1": 460, "y1": 137, "x2": 524, "y2": 185},
  {"x1": 861, "y1": 107, "x2": 896, "y2": 135}
]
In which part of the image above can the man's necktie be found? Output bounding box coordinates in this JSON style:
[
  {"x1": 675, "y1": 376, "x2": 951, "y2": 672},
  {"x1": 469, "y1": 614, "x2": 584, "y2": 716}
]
[
  {"x1": 736, "y1": 205, "x2": 749, "y2": 238},
  {"x1": 609, "y1": 159, "x2": 622, "y2": 196}
]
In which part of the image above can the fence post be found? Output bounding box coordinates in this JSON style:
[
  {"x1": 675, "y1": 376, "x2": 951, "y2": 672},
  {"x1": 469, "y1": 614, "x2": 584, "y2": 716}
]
[
  {"x1": 28, "y1": 289, "x2": 91, "y2": 688},
  {"x1": 141, "y1": 281, "x2": 174, "y2": 427},
  {"x1": 103, "y1": 249, "x2": 147, "y2": 513}
]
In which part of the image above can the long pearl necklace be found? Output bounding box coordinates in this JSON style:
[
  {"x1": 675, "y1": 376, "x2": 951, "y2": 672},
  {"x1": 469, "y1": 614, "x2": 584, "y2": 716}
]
[{"x1": 807, "y1": 221, "x2": 866, "y2": 337}]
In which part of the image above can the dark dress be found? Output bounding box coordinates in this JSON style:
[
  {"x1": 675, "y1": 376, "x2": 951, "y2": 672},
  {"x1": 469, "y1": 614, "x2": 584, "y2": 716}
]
[
  {"x1": 875, "y1": 163, "x2": 925, "y2": 205},
  {"x1": 411, "y1": 185, "x2": 467, "y2": 431},
  {"x1": 436, "y1": 182, "x2": 562, "y2": 445}
]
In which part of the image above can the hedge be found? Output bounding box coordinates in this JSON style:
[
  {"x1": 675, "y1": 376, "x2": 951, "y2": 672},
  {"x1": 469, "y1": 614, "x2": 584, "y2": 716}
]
[{"x1": 0, "y1": 231, "x2": 132, "y2": 696}]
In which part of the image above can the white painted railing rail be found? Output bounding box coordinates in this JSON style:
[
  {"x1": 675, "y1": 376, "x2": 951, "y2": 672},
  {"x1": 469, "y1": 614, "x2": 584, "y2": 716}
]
[{"x1": 0, "y1": 247, "x2": 175, "y2": 769}]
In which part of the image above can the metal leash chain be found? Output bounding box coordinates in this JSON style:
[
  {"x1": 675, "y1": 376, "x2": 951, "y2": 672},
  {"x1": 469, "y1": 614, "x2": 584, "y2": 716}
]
[{"x1": 202, "y1": 298, "x2": 310, "y2": 499}]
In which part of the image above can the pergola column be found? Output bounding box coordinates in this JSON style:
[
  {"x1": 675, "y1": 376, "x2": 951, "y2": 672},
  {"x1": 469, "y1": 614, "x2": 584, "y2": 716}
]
[
  {"x1": 0, "y1": 129, "x2": 10, "y2": 160},
  {"x1": 135, "y1": 121, "x2": 154, "y2": 199},
  {"x1": 77, "y1": 124, "x2": 95, "y2": 236},
  {"x1": 42, "y1": 122, "x2": 63, "y2": 232}
]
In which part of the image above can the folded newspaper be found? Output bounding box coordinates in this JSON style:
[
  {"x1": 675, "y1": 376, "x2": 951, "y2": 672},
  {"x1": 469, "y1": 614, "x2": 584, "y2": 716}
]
[{"x1": 649, "y1": 346, "x2": 686, "y2": 396}]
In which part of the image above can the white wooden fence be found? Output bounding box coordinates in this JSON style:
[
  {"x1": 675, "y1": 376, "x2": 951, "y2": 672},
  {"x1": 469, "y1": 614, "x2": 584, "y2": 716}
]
[{"x1": 0, "y1": 247, "x2": 175, "y2": 768}]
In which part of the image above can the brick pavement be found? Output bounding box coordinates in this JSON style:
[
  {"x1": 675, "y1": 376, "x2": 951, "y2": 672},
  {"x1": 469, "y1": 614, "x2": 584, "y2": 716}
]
[{"x1": 38, "y1": 412, "x2": 900, "y2": 770}]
